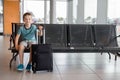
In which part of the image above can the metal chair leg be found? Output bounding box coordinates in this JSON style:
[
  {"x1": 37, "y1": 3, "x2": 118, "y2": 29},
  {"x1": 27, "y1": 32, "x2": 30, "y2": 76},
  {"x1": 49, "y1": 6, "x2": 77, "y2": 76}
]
[
  {"x1": 12, "y1": 53, "x2": 16, "y2": 61},
  {"x1": 107, "y1": 52, "x2": 111, "y2": 60},
  {"x1": 100, "y1": 52, "x2": 111, "y2": 60},
  {"x1": 9, "y1": 52, "x2": 19, "y2": 68},
  {"x1": 101, "y1": 52, "x2": 103, "y2": 55},
  {"x1": 115, "y1": 52, "x2": 118, "y2": 61}
]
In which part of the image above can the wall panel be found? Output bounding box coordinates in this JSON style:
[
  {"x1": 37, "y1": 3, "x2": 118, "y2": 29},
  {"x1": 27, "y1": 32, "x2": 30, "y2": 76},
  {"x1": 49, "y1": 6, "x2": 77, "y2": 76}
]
[{"x1": 4, "y1": 0, "x2": 20, "y2": 35}]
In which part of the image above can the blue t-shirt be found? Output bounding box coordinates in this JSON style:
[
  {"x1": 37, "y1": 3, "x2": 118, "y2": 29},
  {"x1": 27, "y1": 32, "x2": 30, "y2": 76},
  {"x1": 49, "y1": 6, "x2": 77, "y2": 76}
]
[{"x1": 17, "y1": 24, "x2": 37, "y2": 41}]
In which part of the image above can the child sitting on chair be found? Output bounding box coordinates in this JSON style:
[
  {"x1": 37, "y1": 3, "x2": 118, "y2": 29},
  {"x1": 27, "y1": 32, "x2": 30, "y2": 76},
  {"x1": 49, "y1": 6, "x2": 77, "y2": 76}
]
[{"x1": 15, "y1": 12, "x2": 43, "y2": 71}]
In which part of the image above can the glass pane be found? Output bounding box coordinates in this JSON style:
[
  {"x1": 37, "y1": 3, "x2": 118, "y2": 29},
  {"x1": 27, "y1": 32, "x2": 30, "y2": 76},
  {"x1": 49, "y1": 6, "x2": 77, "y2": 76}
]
[
  {"x1": 24, "y1": 0, "x2": 44, "y2": 23},
  {"x1": 108, "y1": 0, "x2": 120, "y2": 25},
  {"x1": 73, "y1": 0, "x2": 77, "y2": 24},
  {"x1": 0, "y1": 0, "x2": 3, "y2": 33},
  {"x1": 84, "y1": 0, "x2": 97, "y2": 24},
  {"x1": 46, "y1": 1, "x2": 50, "y2": 23},
  {"x1": 56, "y1": 0, "x2": 67, "y2": 24}
]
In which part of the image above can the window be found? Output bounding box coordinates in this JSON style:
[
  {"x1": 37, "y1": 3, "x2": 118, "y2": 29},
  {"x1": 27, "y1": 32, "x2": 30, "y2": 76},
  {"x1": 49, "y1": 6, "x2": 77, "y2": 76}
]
[
  {"x1": 84, "y1": 0, "x2": 97, "y2": 24},
  {"x1": 108, "y1": 0, "x2": 120, "y2": 25},
  {"x1": 56, "y1": 0, "x2": 67, "y2": 24},
  {"x1": 24, "y1": 0, "x2": 44, "y2": 23},
  {"x1": 0, "y1": 0, "x2": 3, "y2": 33}
]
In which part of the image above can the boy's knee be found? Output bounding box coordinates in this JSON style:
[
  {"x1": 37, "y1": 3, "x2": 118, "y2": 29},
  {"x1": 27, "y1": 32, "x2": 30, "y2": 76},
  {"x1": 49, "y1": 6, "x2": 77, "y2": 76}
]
[
  {"x1": 19, "y1": 45, "x2": 24, "y2": 48},
  {"x1": 19, "y1": 45, "x2": 25, "y2": 51}
]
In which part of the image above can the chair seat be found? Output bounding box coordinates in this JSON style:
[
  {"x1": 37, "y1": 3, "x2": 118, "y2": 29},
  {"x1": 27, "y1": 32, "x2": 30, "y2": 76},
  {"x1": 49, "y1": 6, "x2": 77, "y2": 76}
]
[{"x1": 9, "y1": 47, "x2": 30, "y2": 53}]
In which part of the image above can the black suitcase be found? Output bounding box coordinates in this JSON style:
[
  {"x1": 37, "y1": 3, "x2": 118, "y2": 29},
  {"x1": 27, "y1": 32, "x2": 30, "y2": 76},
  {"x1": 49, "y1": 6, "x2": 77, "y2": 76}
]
[{"x1": 31, "y1": 44, "x2": 53, "y2": 73}]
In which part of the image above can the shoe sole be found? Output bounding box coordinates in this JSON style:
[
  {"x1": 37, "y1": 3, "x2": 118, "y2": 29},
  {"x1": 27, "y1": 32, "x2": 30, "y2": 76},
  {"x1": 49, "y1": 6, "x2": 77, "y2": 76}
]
[
  {"x1": 17, "y1": 69, "x2": 24, "y2": 71},
  {"x1": 26, "y1": 69, "x2": 31, "y2": 71}
]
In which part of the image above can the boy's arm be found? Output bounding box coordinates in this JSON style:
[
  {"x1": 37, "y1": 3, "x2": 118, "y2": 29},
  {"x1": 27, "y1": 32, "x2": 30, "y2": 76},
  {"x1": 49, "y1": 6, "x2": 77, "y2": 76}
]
[{"x1": 15, "y1": 34, "x2": 20, "y2": 50}]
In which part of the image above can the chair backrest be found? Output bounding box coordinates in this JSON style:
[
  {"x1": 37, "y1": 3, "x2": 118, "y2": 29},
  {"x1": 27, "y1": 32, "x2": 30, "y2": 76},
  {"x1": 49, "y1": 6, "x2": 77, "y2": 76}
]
[
  {"x1": 12, "y1": 23, "x2": 117, "y2": 48},
  {"x1": 69, "y1": 24, "x2": 94, "y2": 47},
  {"x1": 12, "y1": 23, "x2": 24, "y2": 44},
  {"x1": 12, "y1": 23, "x2": 24, "y2": 36},
  {"x1": 94, "y1": 24, "x2": 118, "y2": 47},
  {"x1": 44, "y1": 24, "x2": 67, "y2": 48}
]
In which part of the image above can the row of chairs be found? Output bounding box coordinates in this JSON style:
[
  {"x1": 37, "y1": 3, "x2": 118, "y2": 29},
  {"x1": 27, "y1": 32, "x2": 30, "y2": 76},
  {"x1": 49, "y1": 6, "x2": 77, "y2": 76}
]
[
  {"x1": 9, "y1": 23, "x2": 120, "y2": 68},
  {"x1": 11, "y1": 23, "x2": 118, "y2": 48}
]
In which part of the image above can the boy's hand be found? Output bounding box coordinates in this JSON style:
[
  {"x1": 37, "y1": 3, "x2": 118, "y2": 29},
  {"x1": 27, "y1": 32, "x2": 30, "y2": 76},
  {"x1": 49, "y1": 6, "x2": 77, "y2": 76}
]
[
  {"x1": 38, "y1": 25, "x2": 43, "y2": 36},
  {"x1": 38, "y1": 25, "x2": 43, "y2": 30}
]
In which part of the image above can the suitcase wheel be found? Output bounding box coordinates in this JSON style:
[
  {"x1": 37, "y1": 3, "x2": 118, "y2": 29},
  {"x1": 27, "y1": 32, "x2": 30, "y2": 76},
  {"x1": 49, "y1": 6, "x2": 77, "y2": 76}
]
[{"x1": 33, "y1": 70, "x2": 36, "y2": 73}]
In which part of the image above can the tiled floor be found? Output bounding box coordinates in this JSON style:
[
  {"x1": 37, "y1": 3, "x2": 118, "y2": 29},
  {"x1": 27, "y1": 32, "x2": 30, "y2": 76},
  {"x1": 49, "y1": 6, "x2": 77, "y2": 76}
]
[{"x1": 0, "y1": 36, "x2": 120, "y2": 80}]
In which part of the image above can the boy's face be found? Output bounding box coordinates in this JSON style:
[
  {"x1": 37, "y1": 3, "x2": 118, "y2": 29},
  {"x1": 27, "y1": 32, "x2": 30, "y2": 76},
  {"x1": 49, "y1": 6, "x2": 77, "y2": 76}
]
[{"x1": 23, "y1": 15, "x2": 33, "y2": 26}]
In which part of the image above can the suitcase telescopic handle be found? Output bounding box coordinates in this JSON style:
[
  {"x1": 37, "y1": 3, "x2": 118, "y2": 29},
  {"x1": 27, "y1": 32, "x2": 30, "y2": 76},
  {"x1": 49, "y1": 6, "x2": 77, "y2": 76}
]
[
  {"x1": 36, "y1": 29, "x2": 41, "y2": 44},
  {"x1": 36, "y1": 29, "x2": 45, "y2": 44}
]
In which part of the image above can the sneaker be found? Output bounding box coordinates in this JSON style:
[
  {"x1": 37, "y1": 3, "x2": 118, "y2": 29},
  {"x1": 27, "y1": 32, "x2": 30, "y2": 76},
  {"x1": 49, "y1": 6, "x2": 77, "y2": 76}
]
[
  {"x1": 26, "y1": 64, "x2": 32, "y2": 71},
  {"x1": 17, "y1": 64, "x2": 24, "y2": 71}
]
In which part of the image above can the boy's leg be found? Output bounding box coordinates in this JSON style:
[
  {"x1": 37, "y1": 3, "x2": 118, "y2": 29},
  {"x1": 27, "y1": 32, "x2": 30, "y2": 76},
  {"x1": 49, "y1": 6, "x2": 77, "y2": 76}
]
[
  {"x1": 26, "y1": 41, "x2": 36, "y2": 71},
  {"x1": 28, "y1": 42, "x2": 36, "y2": 64},
  {"x1": 26, "y1": 44, "x2": 32, "y2": 71},
  {"x1": 17, "y1": 41, "x2": 26, "y2": 71},
  {"x1": 18, "y1": 44, "x2": 25, "y2": 64},
  {"x1": 25, "y1": 46, "x2": 32, "y2": 64}
]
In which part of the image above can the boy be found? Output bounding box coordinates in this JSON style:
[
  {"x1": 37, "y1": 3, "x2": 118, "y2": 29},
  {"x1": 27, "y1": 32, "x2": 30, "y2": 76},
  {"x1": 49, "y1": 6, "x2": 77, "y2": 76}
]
[{"x1": 15, "y1": 12, "x2": 43, "y2": 71}]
